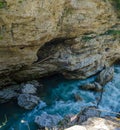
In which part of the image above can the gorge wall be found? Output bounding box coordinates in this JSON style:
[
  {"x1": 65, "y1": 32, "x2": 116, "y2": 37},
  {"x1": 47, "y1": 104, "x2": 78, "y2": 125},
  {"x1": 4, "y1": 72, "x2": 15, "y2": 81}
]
[{"x1": 0, "y1": 0, "x2": 120, "y2": 88}]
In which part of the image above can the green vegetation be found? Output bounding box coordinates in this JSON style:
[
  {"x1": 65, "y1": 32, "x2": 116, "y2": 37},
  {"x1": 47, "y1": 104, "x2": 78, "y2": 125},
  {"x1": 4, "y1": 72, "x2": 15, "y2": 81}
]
[
  {"x1": 64, "y1": 7, "x2": 74, "y2": 16},
  {"x1": 18, "y1": 0, "x2": 23, "y2": 3},
  {"x1": 0, "y1": 35, "x2": 3, "y2": 40},
  {"x1": 109, "y1": 0, "x2": 120, "y2": 17},
  {"x1": 0, "y1": 1, "x2": 6, "y2": 9},
  {"x1": 81, "y1": 36, "x2": 94, "y2": 42},
  {"x1": 104, "y1": 30, "x2": 120, "y2": 36},
  {"x1": 113, "y1": 0, "x2": 120, "y2": 10}
]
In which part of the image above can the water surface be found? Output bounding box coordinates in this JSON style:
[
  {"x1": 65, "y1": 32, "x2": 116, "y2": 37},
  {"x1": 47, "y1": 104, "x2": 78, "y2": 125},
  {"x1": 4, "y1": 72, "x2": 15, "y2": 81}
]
[{"x1": 0, "y1": 66, "x2": 120, "y2": 130}]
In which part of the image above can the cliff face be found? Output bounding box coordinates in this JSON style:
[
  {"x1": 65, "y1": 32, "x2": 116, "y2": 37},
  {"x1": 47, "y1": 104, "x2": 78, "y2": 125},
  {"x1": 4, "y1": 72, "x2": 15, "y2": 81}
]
[{"x1": 0, "y1": 0, "x2": 120, "y2": 87}]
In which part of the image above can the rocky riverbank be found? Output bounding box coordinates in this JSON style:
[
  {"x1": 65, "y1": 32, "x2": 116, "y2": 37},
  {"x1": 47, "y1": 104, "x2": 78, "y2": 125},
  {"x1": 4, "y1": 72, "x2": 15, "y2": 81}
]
[
  {"x1": 0, "y1": 0, "x2": 120, "y2": 130},
  {"x1": 0, "y1": 65, "x2": 120, "y2": 130},
  {"x1": 0, "y1": 66, "x2": 114, "y2": 109}
]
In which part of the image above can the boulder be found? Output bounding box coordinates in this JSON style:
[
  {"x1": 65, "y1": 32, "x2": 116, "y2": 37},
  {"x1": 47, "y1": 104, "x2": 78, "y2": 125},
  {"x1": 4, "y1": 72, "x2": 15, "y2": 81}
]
[
  {"x1": 73, "y1": 93, "x2": 83, "y2": 101},
  {"x1": 26, "y1": 80, "x2": 40, "y2": 87},
  {"x1": 80, "y1": 82, "x2": 103, "y2": 92},
  {"x1": 65, "y1": 125, "x2": 86, "y2": 130},
  {"x1": 35, "y1": 112, "x2": 62, "y2": 128},
  {"x1": 65, "y1": 117, "x2": 120, "y2": 130},
  {"x1": 0, "y1": 89, "x2": 18, "y2": 103},
  {"x1": 0, "y1": 85, "x2": 19, "y2": 103},
  {"x1": 82, "y1": 117, "x2": 120, "y2": 130},
  {"x1": 17, "y1": 94, "x2": 40, "y2": 109},
  {"x1": 96, "y1": 67, "x2": 114, "y2": 86},
  {"x1": 58, "y1": 106, "x2": 100, "y2": 129},
  {"x1": 21, "y1": 84, "x2": 37, "y2": 94},
  {"x1": 77, "y1": 106, "x2": 100, "y2": 124}
]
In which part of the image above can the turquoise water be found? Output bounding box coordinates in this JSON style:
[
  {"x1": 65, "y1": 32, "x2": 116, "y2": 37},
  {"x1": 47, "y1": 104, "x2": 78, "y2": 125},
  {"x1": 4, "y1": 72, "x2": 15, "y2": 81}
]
[{"x1": 0, "y1": 66, "x2": 120, "y2": 130}]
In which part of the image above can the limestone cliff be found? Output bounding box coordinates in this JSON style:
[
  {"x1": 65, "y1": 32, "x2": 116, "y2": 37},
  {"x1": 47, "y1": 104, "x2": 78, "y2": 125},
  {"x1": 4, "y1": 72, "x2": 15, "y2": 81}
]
[{"x1": 0, "y1": 0, "x2": 120, "y2": 87}]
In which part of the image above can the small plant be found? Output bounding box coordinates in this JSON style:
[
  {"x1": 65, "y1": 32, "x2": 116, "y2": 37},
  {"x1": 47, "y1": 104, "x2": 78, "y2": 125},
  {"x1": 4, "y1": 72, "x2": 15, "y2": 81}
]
[
  {"x1": 64, "y1": 7, "x2": 74, "y2": 17},
  {"x1": 0, "y1": 35, "x2": 3, "y2": 40},
  {"x1": 82, "y1": 36, "x2": 94, "y2": 42},
  {"x1": 104, "y1": 30, "x2": 120, "y2": 36},
  {"x1": 18, "y1": 0, "x2": 23, "y2": 3},
  {"x1": 0, "y1": 1, "x2": 6, "y2": 9},
  {"x1": 109, "y1": 0, "x2": 120, "y2": 17}
]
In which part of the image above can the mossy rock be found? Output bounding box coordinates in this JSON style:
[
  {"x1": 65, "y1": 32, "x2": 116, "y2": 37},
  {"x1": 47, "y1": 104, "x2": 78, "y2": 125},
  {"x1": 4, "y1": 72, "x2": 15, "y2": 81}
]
[
  {"x1": 109, "y1": 0, "x2": 120, "y2": 17},
  {"x1": 0, "y1": 0, "x2": 7, "y2": 9}
]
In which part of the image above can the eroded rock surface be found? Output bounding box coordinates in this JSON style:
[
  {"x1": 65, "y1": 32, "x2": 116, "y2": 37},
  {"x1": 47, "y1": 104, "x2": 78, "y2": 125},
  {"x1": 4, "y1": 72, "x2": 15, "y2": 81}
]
[
  {"x1": 65, "y1": 117, "x2": 120, "y2": 130},
  {"x1": 0, "y1": 0, "x2": 120, "y2": 87},
  {"x1": 58, "y1": 106, "x2": 100, "y2": 129},
  {"x1": 35, "y1": 112, "x2": 62, "y2": 128},
  {"x1": 80, "y1": 82, "x2": 103, "y2": 92},
  {"x1": 96, "y1": 67, "x2": 114, "y2": 86},
  {"x1": 21, "y1": 84, "x2": 37, "y2": 94},
  {"x1": 0, "y1": 86, "x2": 19, "y2": 103},
  {"x1": 17, "y1": 93, "x2": 40, "y2": 109}
]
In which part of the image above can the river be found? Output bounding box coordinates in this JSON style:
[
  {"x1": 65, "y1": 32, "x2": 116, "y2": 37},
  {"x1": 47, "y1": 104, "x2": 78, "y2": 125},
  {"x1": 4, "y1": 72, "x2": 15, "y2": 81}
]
[{"x1": 0, "y1": 65, "x2": 120, "y2": 130}]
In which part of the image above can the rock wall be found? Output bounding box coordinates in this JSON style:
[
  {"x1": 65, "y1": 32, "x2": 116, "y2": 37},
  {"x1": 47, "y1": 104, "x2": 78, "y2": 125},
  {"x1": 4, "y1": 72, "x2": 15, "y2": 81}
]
[{"x1": 0, "y1": 0, "x2": 120, "y2": 87}]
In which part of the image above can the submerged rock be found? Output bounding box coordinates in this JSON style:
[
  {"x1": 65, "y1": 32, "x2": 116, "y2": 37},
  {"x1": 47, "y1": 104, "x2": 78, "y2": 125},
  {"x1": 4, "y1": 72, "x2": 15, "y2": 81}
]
[
  {"x1": 80, "y1": 82, "x2": 103, "y2": 92},
  {"x1": 73, "y1": 93, "x2": 83, "y2": 101},
  {"x1": 97, "y1": 67, "x2": 114, "y2": 86},
  {"x1": 17, "y1": 94, "x2": 40, "y2": 109},
  {"x1": 35, "y1": 112, "x2": 62, "y2": 128}
]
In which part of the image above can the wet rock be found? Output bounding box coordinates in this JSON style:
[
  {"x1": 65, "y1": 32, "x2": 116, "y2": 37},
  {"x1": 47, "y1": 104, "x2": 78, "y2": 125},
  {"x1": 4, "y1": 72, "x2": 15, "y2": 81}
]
[
  {"x1": 21, "y1": 84, "x2": 37, "y2": 94},
  {"x1": 26, "y1": 80, "x2": 40, "y2": 87},
  {"x1": 97, "y1": 67, "x2": 114, "y2": 86},
  {"x1": 17, "y1": 94, "x2": 40, "y2": 109},
  {"x1": 116, "y1": 112, "x2": 120, "y2": 119},
  {"x1": 58, "y1": 114, "x2": 78, "y2": 129},
  {"x1": 94, "y1": 82, "x2": 103, "y2": 91},
  {"x1": 58, "y1": 106, "x2": 100, "y2": 129},
  {"x1": 0, "y1": 89, "x2": 18, "y2": 103},
  {"x1": 77, "y1": 106, "x2": 100, "y2": 124},
  {"x1": 35, "y1": 112, "x2": 62, "y2": 128},
  {"x1": 80, "y1": 83, "x2": 95, "y2": 90},
  {"x1": 73, "y1": 93, "x2": 83, "y2": 101},
  {"x1": 0, "y1": 86, "x2": 19, "y2": 103},
  {"x1": 80, "y1": 82, "x2": 103, "y2": 92}
]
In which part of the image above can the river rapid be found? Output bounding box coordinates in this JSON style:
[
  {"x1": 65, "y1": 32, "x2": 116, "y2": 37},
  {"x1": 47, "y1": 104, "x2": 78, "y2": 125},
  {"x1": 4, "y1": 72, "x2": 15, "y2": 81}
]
[{"x1": 0, "y1": 65, "x2": 120, "y2": 130}]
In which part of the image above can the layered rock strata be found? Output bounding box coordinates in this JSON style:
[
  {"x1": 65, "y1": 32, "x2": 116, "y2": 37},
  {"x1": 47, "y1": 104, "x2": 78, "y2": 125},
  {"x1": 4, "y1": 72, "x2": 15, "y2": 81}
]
[{"x1": 0, "y1": 0, "x2": 120, "y2": 87}]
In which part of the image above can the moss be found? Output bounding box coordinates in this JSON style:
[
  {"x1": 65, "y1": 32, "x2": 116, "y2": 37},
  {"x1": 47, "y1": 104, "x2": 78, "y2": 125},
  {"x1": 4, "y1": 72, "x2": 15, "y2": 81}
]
[
  {"x1": 18, "y1": 0, "x2": 23, "y2": 3},
  {"x1": 0, "y1": 35, "x2": 3, "y2": 40},
  {"x1": 111, "y1": 0, "x2": 120, "y2": 10},
  {"x1": 64, "y1": 7, "x2": 74, "y2": 16},
  {"x1": 82, "y1": 36, "x2": 94, "y2": 42},
  {"x1": 109, "y1": 0, "x2": 120, "y2": 17},
  {"x1": 0, "y1": 1, "x2": 6, "y2": 9},
  {"x1": 104, "y1": 30, "x2": 120, "y2": 36}
]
